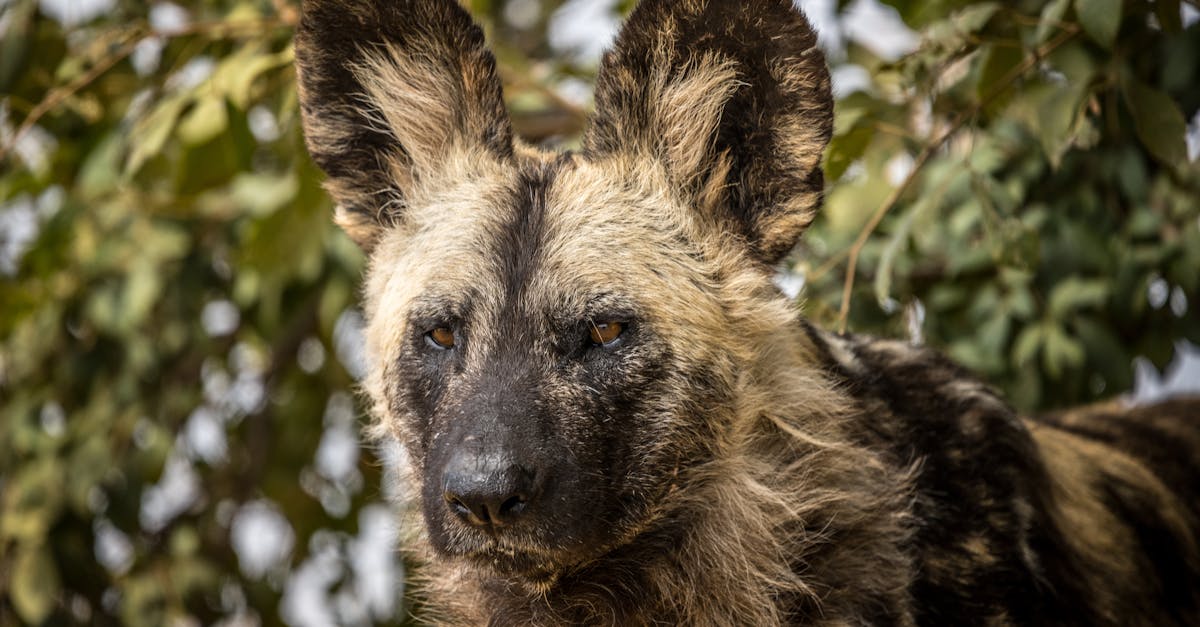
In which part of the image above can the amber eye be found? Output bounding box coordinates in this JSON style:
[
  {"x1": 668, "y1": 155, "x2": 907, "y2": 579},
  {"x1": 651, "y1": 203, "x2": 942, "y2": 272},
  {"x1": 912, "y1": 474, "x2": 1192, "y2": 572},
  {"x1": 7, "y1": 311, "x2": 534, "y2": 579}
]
[
  {"x1": 589, "y1": 321, "x2": 624, "y2": 346},
  {"x1": 427, "y1": 327, "x2": 456, "y2": 349}
]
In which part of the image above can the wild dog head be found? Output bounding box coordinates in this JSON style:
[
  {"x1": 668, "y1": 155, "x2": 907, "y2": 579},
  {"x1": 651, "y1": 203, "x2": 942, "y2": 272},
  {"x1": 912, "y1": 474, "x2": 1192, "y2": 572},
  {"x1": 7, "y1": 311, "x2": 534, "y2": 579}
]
[{"x1": 296, "y1": 0, "x2": 832, "y2": 584}]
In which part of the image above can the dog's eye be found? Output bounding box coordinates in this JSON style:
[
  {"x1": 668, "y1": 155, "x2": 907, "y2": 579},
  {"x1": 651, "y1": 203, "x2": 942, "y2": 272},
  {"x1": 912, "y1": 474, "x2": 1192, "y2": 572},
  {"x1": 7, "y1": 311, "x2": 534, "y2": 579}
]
[
  {"x1": 427, "y1": 327, "x2": 456, "y2": 349},
  {"x1": 589, "y1": 321, "x2": 624, "y2": 346}
]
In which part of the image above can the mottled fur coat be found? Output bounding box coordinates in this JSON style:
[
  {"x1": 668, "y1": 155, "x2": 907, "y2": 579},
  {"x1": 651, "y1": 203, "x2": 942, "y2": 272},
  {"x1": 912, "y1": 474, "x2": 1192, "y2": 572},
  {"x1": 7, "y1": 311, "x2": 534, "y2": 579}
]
[{"x1": 293, "y1": 0, "x2": 1200, "y2": 624}]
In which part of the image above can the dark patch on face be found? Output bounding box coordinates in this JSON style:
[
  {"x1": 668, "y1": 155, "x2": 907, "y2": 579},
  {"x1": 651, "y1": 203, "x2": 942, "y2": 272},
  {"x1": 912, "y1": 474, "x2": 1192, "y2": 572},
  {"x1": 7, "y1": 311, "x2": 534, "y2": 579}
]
[
  {"x1": 388, "y1": 292, "x2": 479, "y2": 458},
  {"x1": 489, "y1": 159, "x2": 558, "y2": 328},
  {"x1": 388, "y1": 157, "x2": 566, "y2": 461}
]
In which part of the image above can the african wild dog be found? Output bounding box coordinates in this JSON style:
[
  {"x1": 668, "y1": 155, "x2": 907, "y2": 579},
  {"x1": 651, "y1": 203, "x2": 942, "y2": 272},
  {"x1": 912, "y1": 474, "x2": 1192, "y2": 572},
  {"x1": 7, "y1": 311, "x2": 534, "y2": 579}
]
[{"x1": 294, "y1": 0, "x2": 1200, "y2": 624}]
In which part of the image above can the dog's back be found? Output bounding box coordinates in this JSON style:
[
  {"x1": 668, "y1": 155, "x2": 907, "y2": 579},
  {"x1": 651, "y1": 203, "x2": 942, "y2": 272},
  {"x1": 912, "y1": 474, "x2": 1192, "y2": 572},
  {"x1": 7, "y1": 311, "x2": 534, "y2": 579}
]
[
  {"x1": 1030, "y1": 398, "x2": 1200, "y2": 623},
  {"x1": 807, "y1": 325, "x2": 1200, "y2": 625}
]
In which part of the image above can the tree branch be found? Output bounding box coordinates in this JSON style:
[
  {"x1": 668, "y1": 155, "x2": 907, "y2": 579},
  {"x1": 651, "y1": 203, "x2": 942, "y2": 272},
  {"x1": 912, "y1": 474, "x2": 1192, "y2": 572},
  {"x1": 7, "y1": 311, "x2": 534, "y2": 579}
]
[
  {"x1": 835, "y1": 25, "x2": 1080, "y2": 333},
  {"x1": 0, "y1": 17, "x2": 292, "y2": 165}
]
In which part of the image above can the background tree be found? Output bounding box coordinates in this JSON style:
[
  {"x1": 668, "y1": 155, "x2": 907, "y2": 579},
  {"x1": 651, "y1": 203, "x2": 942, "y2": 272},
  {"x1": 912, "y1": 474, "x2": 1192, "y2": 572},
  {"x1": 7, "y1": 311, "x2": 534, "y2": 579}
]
[{"x1": 1, "y1": 0, "x2": 1197, "y2": 624}]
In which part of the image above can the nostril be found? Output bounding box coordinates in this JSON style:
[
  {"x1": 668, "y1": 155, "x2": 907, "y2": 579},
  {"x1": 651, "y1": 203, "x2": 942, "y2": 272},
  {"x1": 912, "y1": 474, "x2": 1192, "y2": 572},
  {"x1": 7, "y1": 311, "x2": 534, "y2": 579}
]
[
  {"x1": 499, "y1": 494, "x2": 526, "y2": 517},
  {"x1": 445, "y1": 492, "x2": 494, "y2": 525},
  {"x1": 445, "y1": 494, "x2": 471, "y2": 518}
]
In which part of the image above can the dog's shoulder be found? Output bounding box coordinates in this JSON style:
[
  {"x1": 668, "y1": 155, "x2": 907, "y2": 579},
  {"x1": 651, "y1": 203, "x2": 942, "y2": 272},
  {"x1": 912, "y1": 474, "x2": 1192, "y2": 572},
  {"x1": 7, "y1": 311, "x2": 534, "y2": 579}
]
[
  {"x1": 798, "y1": 320, "x2": 1023, "y2": 450},
  {"x1": 799, "y1": 319, "x2": 1200, "y2": 624}
]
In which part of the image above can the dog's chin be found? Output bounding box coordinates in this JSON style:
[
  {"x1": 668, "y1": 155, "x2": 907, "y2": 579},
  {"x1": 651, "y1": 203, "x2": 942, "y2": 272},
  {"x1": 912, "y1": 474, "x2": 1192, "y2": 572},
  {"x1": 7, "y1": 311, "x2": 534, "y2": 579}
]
[
  {"x1": 429, "y1": 492, "x2": 667, "y2": 588},
  {"x1": 436, "y1": 526, "x2": 625, "y2": 589},
  {"x1": 465, "y1": 545, "x2": 567, "y2": 587},
  {"x1": 444, "y1": 518, "x2": 665, "y2": 592}
]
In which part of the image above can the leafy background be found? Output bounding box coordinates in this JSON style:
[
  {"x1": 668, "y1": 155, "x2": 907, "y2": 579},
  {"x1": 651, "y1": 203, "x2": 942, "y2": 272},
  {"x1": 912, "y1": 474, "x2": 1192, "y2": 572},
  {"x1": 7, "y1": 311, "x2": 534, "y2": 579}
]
[{"x1": 1, "y1": 0, "x2": 1197, "y2": 624}]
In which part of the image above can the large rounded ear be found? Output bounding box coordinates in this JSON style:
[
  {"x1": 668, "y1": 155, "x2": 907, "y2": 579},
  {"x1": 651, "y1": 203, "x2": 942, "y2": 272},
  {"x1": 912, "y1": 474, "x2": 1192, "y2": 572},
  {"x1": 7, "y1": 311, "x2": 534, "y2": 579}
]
[
  {"x1": 295, "y1": 0, "x2": 513, "y2": 250},
  {"x1": 584, "y1": 0, "x2": 833, "y2": 265}
]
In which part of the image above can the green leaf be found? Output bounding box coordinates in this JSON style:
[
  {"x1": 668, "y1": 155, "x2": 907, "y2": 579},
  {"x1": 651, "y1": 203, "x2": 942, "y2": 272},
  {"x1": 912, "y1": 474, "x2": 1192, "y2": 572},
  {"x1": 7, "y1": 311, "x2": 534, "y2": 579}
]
[
  {"x1": 1007, "y1": 79, "x2": 1089, "y2": 167},
  {"x1": 1050, "y1": 42, "x2": 1097, "y2": 86},
  {"x1": 1074, "y1": 0, "x2": 1122, "y2": 48},
  {"x1": 1127, "y1": 207, "x2": 1161, "y2": 238},
  {"x1": 951, "y1": 312, "x2": 1010, "y2": 374},
  {"x1": 873, "y1": 162, "x2": 954, "y2": 307},
  {"x1": 1048, "y1": 277, "x2": 1110, "y2": 317},
  {"x1": 1072, "y1": 316, "x2": 1133, "y2": 390},
  {"x1": 1036, "y1": 0, "x2": 1072, "y2": 44},
  {"x1": 120, "y1": 575, "x2": 167, "y2": 627},
  {"x1": 1, "y1": 458, "x2": 64, "y2": 543},
  {"x1": 177, "y1": 95, "x2": 230, "y2": 146},
  {"x1": 126, "y1": 94, "x2": 188, "y2": 175},
  {"x1": 826, "y1": 123, "x2": 873, "y2": 182},
  {"x1": 874, "y1": 203, "x2": 919, "y2": 309},
  {"x1": 214, "y1": 45, "x2": 294, "y2": 108},
  {"x1": 952, "y1": 3, "x2": 1001, "y2": 33},
  {"x1": 1043, "y1": 323, "x2": 1085, "y2": 378},
  {"x1": 1009, "y1": 358, "x2": 1045, "y2": 410},
  {"x1": 978, "y1": 310, "x2": 1012, "y2": 354},
  {"x1": 1012, "y1": 324, "x2": 1044, "y2": 367},
  {"x1": 1121, "y1": 79, "x2": 1189, "y2": 166},
  {"x1": 976, "y1": 43, "x2": 1023, "y2": 113},
  {"x1": 10, "y1": 544, "x2": 61, "y2": 624},
  {"x1": 833, "y1": 99, "x2": 870, "y2": 135},
  {"x1": 67, "y1": 437, "x2": 112, "y2": 514},
  {"x1": 142, "y1": 221, "x2": 191, "y2": 262},
  {"x1": 121, "y1": 261, "x2": 165, "y2": 331},
  {"x1": 77, "y1": 133, "x2": 125, "y2": 199},
  {"x1": 0, "y1": 0, "x2": 35, "y2": 92},
  {"x1": 229, "y1": 171, "x2": 299, "y2": 216},
  {"x1": 1006, "y1": 285, "x2": 1037, "y2": 320},
  {"x1": 170, "y1": 527, "x2": 201, "y2": 557}
]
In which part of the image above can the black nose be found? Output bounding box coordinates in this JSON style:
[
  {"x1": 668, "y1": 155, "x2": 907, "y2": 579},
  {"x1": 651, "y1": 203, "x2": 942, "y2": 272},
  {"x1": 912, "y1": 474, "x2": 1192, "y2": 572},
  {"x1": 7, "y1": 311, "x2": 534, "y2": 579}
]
[{"x1": 442, "y1": 452, "x2": 542, "y2": 528}]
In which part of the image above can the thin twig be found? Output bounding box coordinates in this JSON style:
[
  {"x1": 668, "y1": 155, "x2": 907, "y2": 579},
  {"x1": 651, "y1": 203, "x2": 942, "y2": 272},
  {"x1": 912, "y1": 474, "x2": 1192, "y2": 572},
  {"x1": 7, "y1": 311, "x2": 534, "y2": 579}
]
[
  {"x1": 1, "y1": 29, "x2": 144, "y2": 163},
  {"x1": 871, "y1": 120, "x2": 916, "y2": 141},
  {"x1": 0, "y1": 17, "x2": 291, "y2": 164},
  {"x1": 835, "y1": 25, "x2": 1079, "y2": 333},
  {"x1": 807, "y1": 247, "x2": 850, "y2": 284},
  {"x1": 499, "y1": 67, "x2": 589, "y2": 121}
]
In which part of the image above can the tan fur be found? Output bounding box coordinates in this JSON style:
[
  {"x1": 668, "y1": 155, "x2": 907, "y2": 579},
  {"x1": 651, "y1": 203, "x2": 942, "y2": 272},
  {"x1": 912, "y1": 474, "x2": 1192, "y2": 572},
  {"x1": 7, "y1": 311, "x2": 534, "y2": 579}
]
[
  {"x1": 296, "y1": 1, "x2": 1200, "y2": 624},
  {"x1": 360, "y1": 154, "x2": 513, "y2": 446},
  {"x1": 1030, "y1": 422, "x2": 1198, "y2": 625},
  {"x1": 354, "y1": 150, "x2": 915, "y2": 625}
]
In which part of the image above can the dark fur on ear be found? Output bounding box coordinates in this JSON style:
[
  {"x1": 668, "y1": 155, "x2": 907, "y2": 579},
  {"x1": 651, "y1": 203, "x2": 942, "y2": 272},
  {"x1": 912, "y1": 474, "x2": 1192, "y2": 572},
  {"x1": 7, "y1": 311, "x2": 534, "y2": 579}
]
[
  {"x1": 584, "y1": 0, "x2": 833, "y2": 264},
  {"x1": 295, "y1": 0, "x2": 513, "y2": 249}
]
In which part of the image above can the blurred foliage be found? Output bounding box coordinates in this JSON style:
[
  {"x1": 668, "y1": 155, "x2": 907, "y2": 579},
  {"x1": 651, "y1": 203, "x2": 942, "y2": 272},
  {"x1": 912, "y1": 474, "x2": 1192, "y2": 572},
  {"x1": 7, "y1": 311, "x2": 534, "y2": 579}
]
[
  {"x1": 0, "y1": 0, "x2": 1197, "y2": 624},
  {"x1": 1, "y1": 0, "x2": 378, "y2": 624},
  {"x1": 798, "y1": 0, "x2": 1200, "y2": 411}
]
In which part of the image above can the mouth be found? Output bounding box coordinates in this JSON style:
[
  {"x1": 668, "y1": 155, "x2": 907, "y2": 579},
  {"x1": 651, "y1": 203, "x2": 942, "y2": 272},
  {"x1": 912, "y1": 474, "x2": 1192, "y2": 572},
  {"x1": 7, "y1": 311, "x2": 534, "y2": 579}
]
[
  {"x1": 465, "y1": 543, "x2": 567, "y2": 587},
  {"x1": 457, "y1": 511, "x2": 670, "y2": 590},
  {"x1": 432, "y1": 481, "x2": 675, "y2": 588}
]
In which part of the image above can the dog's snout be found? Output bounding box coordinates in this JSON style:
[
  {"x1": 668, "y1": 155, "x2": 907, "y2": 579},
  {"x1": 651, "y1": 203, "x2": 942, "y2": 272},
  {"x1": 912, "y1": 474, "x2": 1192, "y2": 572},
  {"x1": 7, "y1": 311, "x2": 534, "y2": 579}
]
[{"x1": 442, "y1": 451, "x2": 543, "y2": 528}]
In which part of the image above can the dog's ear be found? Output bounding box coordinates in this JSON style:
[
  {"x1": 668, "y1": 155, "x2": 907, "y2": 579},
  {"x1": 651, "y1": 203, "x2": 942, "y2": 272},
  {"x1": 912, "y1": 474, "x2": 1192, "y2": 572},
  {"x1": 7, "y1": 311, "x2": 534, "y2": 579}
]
[
  {"x1": 584, "y1": 0, "x2": 833, "y2": 264},
  {"x1": 295, "y1": 0, "x2": 513, "y2": 250}
]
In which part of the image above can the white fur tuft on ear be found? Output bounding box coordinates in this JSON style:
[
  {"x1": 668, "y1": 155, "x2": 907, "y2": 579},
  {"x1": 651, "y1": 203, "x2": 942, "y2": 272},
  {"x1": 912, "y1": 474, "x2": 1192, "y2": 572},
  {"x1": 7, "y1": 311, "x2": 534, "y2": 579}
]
[{"x1": 656, "y1": 56, "x2": 742, "y2": 193}]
